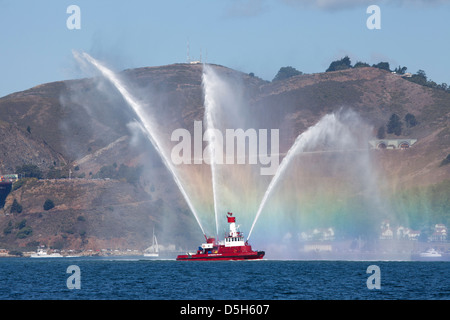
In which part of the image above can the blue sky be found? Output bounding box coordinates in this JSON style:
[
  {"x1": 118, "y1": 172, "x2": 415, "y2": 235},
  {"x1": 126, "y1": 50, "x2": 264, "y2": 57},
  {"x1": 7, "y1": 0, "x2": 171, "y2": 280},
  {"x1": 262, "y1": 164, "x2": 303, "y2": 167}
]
[{"x1": 1, "y1": 0, "x2": 449, "y2": 97}]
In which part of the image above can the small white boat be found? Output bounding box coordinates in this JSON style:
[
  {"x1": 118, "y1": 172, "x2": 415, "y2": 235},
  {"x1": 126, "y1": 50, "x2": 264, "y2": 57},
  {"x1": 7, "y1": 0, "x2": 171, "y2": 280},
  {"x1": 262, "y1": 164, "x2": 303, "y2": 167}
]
[
  {"x1": 419, "y1": 248, "x2": 442, "y2": 258},
  {"x1": 30, "y1": 247, "x2": 63, "y2": 258},
  {"x1": 143, "y1": 229, "x2": 159, "y2": 257}
]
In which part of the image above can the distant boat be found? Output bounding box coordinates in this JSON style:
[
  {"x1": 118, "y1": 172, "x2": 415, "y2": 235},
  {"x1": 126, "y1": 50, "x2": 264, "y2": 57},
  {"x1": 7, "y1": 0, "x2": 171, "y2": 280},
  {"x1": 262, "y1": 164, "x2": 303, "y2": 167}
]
[
  {"x1": 30, "y1": 247, "x2": 63, "y2": 258},
  {"x1": 143, "y1": 229, "x2": 159, "y2": 257},
  {"x1": 419, "y1": 248, "x2": 442, "y2": 258}
]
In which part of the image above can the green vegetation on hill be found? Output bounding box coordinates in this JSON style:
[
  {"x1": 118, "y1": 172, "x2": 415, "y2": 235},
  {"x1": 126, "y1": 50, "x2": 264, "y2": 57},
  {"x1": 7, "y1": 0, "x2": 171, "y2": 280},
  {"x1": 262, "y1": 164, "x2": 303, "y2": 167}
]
[
  {"x1": 15, "y1": 164, "x2": 42, "y2": 179},
  {"x1": 386, "y1": 113, "x2": 403, "y2": 136},
  {"x1": 274, "y1": 56, "x2": 449, "y2": 93},
  {"x1": 10, "y1": 199, "x2": 22, "y2": 214},
  {"x1": 323, "y1": 56, "x2": 450, "y2": 93},
  {"x1": 13, "y1": 162, "x2": 142, "y2": 185},
  {"x1": 92, "y1": 163, "x2": 143, "y2": 185},
  {"x1": 440, "y1": 154, "x2": 450, "y2": 167},
  {"x1": 43, "y1": 199, "x2": 55, "y2": 211},
  {"x1": 272, "y1": 66, "x2": 303, "y2": 81},
  {"x1": 376, "y1": 112, "x2": 418, "y2": 138},
  {"x1": 326, "y1": 56, "x2": 352, "y2": 72},
  {"x1": 3, "y1": 219, "x2": 33, "y2": 239}
]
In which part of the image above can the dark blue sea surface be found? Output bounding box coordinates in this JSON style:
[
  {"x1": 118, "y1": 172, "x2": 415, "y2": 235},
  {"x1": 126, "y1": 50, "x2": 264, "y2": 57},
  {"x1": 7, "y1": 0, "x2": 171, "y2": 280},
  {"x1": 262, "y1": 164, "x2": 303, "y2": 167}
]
[{"x1": 0, "y1": 258, "x2": 448, "y2": 300}]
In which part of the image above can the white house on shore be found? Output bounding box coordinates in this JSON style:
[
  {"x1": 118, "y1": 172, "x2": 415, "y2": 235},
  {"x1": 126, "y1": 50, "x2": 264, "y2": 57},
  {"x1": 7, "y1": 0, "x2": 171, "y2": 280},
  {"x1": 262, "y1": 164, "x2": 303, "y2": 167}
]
[
  {"x1": 300, "y1": 227, "x2": 335, "y2": 242},
  {"x1": 380, "y1": 220, "x2": 394, "y2": 239},
  {"x1": 369, "y1": 139, "x2": 417, "y2": 150},
  {"x1": 380, "y1": 220, "x2": 421, "y2": 240},
  {"x1": 431, "y1": 224, "x2": 447, "y2": 242},
  {"x1": 396, "y1": 226, "x2": 420, "y2": 241}
]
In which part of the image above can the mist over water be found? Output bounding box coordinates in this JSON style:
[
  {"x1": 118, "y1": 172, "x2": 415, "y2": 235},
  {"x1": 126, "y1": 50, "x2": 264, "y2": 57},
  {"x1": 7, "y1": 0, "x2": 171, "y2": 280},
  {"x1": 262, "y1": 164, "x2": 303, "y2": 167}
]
[
  {"x1": 247, "y1": 110, "x2": 385, "y2": 259},
  {"x1": 199, "y1": 66, "x2": 389, "y2": 259},
  {"x1": 247, "y1": 111, "x2": 374, "y2": 240}
]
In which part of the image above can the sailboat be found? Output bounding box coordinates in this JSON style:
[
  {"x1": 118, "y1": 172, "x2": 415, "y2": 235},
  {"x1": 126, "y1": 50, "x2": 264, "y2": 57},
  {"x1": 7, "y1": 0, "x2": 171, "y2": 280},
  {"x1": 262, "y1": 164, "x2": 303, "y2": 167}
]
[{"x1": 143, "y1": 228, "x2": 159, "y2": 257}]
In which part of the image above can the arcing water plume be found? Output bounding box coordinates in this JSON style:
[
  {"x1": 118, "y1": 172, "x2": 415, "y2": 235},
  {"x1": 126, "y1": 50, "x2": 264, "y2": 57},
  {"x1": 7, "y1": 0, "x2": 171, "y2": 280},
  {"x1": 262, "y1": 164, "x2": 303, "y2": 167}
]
[
  {"x1": 247, "y1": 110, "x2": 371, "y2": 241},
  {"x1": 202, "y1": 65, "x2": 221, "y2": 237},
  {"x1": 200, "y1": 65, "x2": 251, "y2": 236},
  {"x1": 72, "y1": 50, "x2": 207, "y2": 237}
]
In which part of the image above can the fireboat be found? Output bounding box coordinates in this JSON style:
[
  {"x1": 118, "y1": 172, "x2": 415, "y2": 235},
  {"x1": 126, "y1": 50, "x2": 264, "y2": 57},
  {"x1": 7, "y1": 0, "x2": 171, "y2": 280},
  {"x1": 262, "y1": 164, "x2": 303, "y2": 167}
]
[{"x1": 176, "y1": 212, "x2": 265, "y2": 261}]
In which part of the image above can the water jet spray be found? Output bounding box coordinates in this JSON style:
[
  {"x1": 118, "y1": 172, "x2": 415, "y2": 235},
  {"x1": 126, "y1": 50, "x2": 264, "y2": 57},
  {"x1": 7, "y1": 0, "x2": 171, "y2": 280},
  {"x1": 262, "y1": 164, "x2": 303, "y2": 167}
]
[
  {"x1": 202, "y1": 65, "x2": 221, "y2": 237},
  {"x1": 247, "y1": 112, "x2": 362, "y2": 241},
  {"x1": 73, "y1": 50, "x2": 207, "y2": 238}
]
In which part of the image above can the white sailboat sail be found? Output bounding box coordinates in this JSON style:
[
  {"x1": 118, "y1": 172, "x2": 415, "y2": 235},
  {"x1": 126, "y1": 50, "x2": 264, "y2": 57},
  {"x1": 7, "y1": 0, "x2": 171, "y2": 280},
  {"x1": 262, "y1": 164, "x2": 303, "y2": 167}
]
[{"x1": 144, "y1": 229, "x2": 159, "y2": 257}]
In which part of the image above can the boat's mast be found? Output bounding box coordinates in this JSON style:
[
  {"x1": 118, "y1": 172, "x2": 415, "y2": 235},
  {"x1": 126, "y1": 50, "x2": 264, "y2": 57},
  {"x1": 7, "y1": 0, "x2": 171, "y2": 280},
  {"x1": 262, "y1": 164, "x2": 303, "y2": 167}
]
[{"x1": 227, "y1": 212, "x2": 238, "y2": 237}]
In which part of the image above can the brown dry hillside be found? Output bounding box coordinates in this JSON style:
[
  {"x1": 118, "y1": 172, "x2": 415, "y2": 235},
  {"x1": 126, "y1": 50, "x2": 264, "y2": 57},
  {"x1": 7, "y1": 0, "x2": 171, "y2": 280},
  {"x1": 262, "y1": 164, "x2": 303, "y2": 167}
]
[
  {"x1": 253, "y1": 67, "x2": 450, "y2": 186},
  {"x1": 0, "y1": 63, "x2": 448, "y2": 251},
  {"x1": 1, "y1": 178, "x2": 199, "y2": 252}
]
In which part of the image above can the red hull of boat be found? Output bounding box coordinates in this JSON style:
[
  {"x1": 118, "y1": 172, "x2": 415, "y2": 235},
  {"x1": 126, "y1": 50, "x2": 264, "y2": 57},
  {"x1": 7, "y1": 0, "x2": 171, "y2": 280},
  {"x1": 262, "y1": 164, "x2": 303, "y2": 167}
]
[{"x1": 176, "y1": 250, "x2": 265, "y2": 261}]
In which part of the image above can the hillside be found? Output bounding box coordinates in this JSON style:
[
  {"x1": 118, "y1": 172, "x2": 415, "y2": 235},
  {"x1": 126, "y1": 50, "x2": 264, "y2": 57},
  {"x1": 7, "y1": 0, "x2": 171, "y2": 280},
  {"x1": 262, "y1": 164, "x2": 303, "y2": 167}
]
[
  {"x1": 253, "y1": 67, "x2": 450, "y2": 186},
  {"x1": 0, "y1": 63, "x2": 448, "y2": 252},
  {"x1": 1, "y1": 178, "x2": 199, "y2": 253}
]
